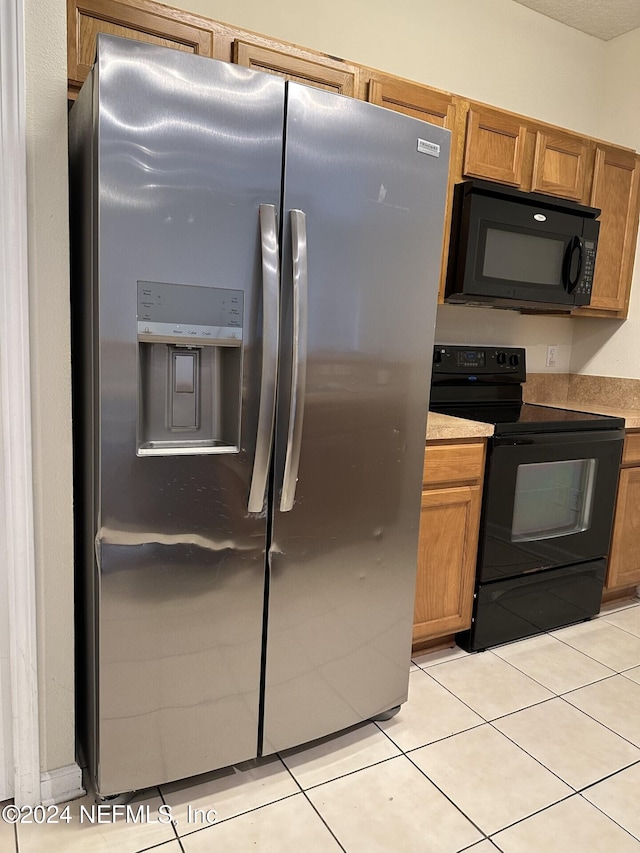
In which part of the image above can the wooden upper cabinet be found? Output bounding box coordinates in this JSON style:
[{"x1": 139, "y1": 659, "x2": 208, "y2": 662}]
[
  {"x1": 463, "y1": 108, "x2": 527, "y2": 186},
  {"x1": 233, "y1": 40, "x2": 357, "y2": 95},
  {"x1": 67, "y1": 0, "x2": 215, "y2": 96},
  {"x1": 531, "y1": 130, "x2": 590, "y2": 201},
  {"x1": 583, "y1": 146, "x2": 640, "y2": 315},
  {"x1": 66, "y1": 0, "x2": 639, "y2": 319},
  {"x1": 367, "y1": 78, "x2": 456, "y2": 128}
]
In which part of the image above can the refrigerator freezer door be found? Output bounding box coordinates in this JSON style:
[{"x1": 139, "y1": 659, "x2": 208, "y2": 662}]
[
  {"x1": 263, "y1": 86, "x2": 450, "y2": 753},
  {"x1": 88, "y1": 37, "x2": 285, "y2": 795}
]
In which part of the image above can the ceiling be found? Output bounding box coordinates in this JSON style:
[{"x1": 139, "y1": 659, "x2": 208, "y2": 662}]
[{"x1": 511, "y1": 0, "x2": 640, "y2": 40}]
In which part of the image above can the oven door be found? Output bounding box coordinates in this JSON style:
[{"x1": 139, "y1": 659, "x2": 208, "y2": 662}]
[{"x1": 479, "y1": 429, "x2": 623, "y2": 582}]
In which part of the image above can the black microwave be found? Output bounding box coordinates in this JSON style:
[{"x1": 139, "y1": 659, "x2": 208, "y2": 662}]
[{"x1": 445, "y1": 180, "x2": 600, "y2": 311}]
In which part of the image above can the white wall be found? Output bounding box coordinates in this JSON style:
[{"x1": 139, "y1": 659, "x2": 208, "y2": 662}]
[
  {"x1": 436, "y1": 307, "x2": 574, "y2": 373},
  {"x1": 571, "y1": 27, "x2": 640, "y2": 379},
  {"x1": 24, "y1": 0, "x2": 76, "y2": 773},
  {"x1": 21, "y1": 0, "x2": 635, "y2": 778},
  {"x1": 179, "y1": 0, "x2": 607, "y2": 134}
]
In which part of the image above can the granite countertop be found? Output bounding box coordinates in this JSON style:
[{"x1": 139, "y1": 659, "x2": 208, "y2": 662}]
[
  {"x1": 524, "y1": 374, "x2": 640, "y2": 429},
  {"x1": 426, "y1": 411, "x2": 494, "y2": 441}
]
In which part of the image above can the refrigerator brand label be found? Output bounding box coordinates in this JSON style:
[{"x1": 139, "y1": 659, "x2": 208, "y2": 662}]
[{"x1": 417, "y1": 139, "x2": 440, "y2": 158}]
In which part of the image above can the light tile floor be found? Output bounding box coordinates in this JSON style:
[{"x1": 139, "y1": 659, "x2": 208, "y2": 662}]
[{"x1": 3, "y1": 599, "x2": 640, "y2": 852}]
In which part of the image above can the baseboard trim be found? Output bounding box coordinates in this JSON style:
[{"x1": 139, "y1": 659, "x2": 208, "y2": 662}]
[{"x1": 40, "y1": 763, "x2": 85, "y2": 805}]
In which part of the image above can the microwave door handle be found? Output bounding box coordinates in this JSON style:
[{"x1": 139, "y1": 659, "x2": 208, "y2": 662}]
[
  {"x1": 280, "y1": 209, "x2": 308, "y2": 513},
  {"x1": 248, "y1": 204, "x2": 280, "y2": 513},
  {"x1": 563, "y1": 235, "x2": 584, "y2": 293}
]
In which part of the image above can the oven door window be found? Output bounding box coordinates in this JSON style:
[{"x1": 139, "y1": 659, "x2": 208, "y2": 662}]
[
  {"x1": 479, "y1": 431, "x2": 623, "y2": 582},
  {"x1": 511, "y1": 458, "x2": 596, "y2": 542}
]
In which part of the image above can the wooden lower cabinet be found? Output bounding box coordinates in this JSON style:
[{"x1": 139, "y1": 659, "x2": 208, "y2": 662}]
[
  {"x1": 413, "y1": 440, "x2": 485, "y2": 648},
  {"x1": 605, "y1": 431, "x2": 640, "y2": 592}
]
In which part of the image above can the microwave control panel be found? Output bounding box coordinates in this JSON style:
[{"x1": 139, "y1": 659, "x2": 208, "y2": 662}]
[{"x1": 574, "y1": 240, "x2": 597, "y2": 303}]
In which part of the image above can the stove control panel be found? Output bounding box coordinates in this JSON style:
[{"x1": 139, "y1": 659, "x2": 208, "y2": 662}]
[{"x1": 432, "y1": 345, "x2": 526, "y2": 383}]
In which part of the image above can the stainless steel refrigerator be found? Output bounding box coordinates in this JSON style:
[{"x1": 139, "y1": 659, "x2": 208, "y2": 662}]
[{"x1": 69, "y1": 34, "x2": 450, "y2": 797}]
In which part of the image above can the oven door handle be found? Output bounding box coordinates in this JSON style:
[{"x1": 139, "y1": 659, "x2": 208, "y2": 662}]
[{"x1": 492, "y1": 429, "x2": 624, "y2": 450}]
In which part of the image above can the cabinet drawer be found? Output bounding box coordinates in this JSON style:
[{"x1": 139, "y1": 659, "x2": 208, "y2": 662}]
[
  {"x1": 622, "y1": 431, "x2": 640, "y2": 465},
  {"x1": 423, "y1": 441, "x2": 485, "y2": 487}
]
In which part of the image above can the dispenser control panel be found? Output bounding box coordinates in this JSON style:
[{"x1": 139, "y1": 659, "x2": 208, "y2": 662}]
[{"x1": 137, "y1": 281, "x2": 243, "y2": 345}]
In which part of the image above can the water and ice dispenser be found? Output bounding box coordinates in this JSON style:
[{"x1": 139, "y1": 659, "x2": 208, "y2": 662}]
[{"x1": 137, "y1": 281, "x2": 243, "y2": 455}]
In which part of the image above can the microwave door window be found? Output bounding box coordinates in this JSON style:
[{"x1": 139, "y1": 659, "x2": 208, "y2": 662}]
[
  {"x1": 511, "y1": 458, "x2": 597, "y2": 542},
  {"x1": 480, "y1": 226, "x2": 566, "y2": 286}
]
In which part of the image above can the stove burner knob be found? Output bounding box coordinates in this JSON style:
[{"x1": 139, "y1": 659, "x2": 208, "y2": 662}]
[
  {"x1": 509, "y1": 354, "x2": 520, "y2": 366},
  {"x1": 497, "y1": 351, "x2": 507, "y2": 365},
  {"x1": 434, "y1": 350, "x2": 443, "y2": 364}
]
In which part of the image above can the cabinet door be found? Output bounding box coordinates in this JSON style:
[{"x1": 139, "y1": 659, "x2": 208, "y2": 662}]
[
  {"x1": 463, "y1": 108, "x2": 527, "y2": 186},
  {"x1": 368, "y1": 78, "x2": 456, "y2": 127},
  {"x1": 412, "y1": 484, "x2": 481, "y2": 645},
  {"x1": 606, "y1": 466, "x2": 640, "y2": 590},
  {"x1": 584, "y1": 146, "x2": 640, "y2": 315},
  {"x1": 233, "y1": 40, "x2": 357, "y2": 95},
  {"x1": 67, "y1": 0, "x2": 214, "y2": 96},
  {"x1": 531, "y1": 131, "x2": 590, "y2": 201}
]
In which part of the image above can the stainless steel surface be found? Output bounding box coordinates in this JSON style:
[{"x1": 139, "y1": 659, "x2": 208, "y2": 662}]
[
  {"x1": 263, "y1": 85, "x2": 450, "y2": 753},
  {"x1": 71, "y1": 35, "x2": 450, "y2": 795},
  {"x1": 73, "y1": 36, "x2": 285, "y2": 796},
  {"x1": 279, "y1": 209, "x2": 308, "y2": 513},
  {"x1": 68, "y1": 65, "x2": 99, "y2": 797},
  {"x1": 137, "y1": 335, "x2": 242, "y2": 454},
  {"x1": 248, "y1": 204, "x2": 280, "y2": 513}
]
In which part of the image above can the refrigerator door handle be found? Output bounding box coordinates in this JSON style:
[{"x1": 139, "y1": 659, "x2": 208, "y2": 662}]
[
  {"x1": 280, "y1": 209, "x2": 308, "y2": 512},
  {"x1": 248, "y1": 204, "x2": 280, "y2": 513}
]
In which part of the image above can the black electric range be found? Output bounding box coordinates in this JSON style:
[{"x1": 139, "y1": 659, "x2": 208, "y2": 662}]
[
  {"x1": 430, "y1": 345, "x2": 624, "y2": 651},
  {"x1": 430, "y1": 345, "x2": 624, "y2": 433}
]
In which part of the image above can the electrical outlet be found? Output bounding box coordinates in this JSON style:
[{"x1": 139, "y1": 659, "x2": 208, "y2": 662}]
[{"x1": 546, "y1": 345, "x2": 558, "y2": 369}]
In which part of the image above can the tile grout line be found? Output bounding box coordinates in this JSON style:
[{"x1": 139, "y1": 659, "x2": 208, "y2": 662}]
[
  {"x1": 484, "y1": 639, "x2": 619, "y2": 694},
  {"x1": 406, "y1": 664, "x2": 496, "y2": 724},
  {"x1": 401, "y1": 747, "x2": 490, "y2": 842},
  {"x1": 555, "y1": 691, "x2": 640, "y2": 752},
  {"x1": 548, "y1": 622, "x2": 640, "y2": 673},
  {"x1": 135, "y1": 838, "x2": 186, "y2": 853},
  {"x1": 277, "y1": 753, "x2": 347, "y2": 852},
  {"x1": 484, "y1": 706, "x2": 640, "y2": 799},
  {"x1": 483, "y1": 790, "x2": 579, "y2": 841},
  {"x1": 159, "y1": 790, "x2": 300, "y2": 841},
  {"x1": 577, "y1": 756, "x2": 640, "y2": 796},
  {"x1": 416, "y1": 653, "x2": 559, "y2": 726},
  {"x1": 576, "y1": 789, "x2": 640, "y2": 844},
  {"x1": 403, "y1": 643, "x2": 640, "y2": 842},
  {"x1": 157, "y1": 786, "x2": 186, "y2": 853}
]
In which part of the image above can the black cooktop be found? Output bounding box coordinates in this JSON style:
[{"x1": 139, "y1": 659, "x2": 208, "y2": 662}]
[
  {"x1": 430, "y1": 345, "x2": 625, "y2": 435},
  {"x1": 430, "y1": 401, "x2": 625, "y2": 435}
]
